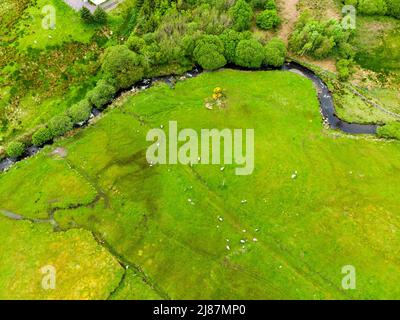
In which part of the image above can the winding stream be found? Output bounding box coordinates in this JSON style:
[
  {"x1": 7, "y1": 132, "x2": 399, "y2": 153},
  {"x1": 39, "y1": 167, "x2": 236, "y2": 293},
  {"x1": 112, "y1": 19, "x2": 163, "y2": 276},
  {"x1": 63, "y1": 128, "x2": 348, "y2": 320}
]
[{"x1": 0, "y1": 62, "x2": 379, "y2": 173}]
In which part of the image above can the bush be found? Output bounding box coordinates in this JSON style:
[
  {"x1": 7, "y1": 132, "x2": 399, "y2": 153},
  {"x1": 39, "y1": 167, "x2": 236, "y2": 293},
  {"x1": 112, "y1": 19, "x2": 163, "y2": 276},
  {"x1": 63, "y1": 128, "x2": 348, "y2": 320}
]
[
  {"x1": 256, "y1": 9, "x2": 280, "y2": 30},
  {"x1": 93, "y1": 7, "x2": 107, "y2": 24},
  {"x1": 32, "y1": 127, "x2": 53, "y2": 146},
  {"x1": 48, "y1": 115, "x2": 73, "y2": 138},
  {"x1": 235, "y1": 39, "x2": 265, "y2": 68},
  {"x1": 377, "y1": 122, "x2": 400, "y2": 140},
  {"x1": 101, "y1": 45, "x2": 144, "y2": 90},
  {"x1": 87, "y1": 80, "x2": 116, "y2": 109},
  {"x1": 336, "y1": 59, "x2": 352, "y2": 80},
  {"x1": 264, "y1": 37, "x2": 286, "y2": 67},
  {"x1": 6, "y1": 141, "x2": 24, "y2": 158},
  {"x1": 386, "y1": 0, "x2": 400, "y2": 19},
  {"x1": 126, "y1": 34, "x2": 146, "y2": 53},
  {"x1": 265, "y1": 0, "x2": 277, "y2": 10},
  {"x1": 68, "y1": 100, "x2": 92, "y2": 124},
  {"x1": 358, "y1": 0, "x2": 387, "y2": 15},
  {"x1": 193, "y1": 35, "x2": 227, "y2": 70},
  {"x1": 289, "y1": 17, "x2": 350, "y2": 59},
  {"x1": 230, "y1": 0, "x2": 253, "y2": 31},
  {"x1": 79, "y1": 7, "x2": 93, "y2": 23},
  {"x1": 219, "y1": 30, "x2": 251, "y2": 63}
]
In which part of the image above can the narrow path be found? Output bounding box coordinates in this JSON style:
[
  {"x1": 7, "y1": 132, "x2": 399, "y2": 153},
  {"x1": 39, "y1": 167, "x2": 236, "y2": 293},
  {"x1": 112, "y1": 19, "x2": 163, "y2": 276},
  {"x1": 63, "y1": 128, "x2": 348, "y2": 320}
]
[{"x1": 278, "y1": 0, "x2": 299, "y2": 44}]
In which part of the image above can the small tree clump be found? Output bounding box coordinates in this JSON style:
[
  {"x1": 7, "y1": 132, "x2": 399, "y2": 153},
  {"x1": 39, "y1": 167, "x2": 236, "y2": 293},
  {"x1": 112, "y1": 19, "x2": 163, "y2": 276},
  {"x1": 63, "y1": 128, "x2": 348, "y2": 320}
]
[
  {"x1": 264, "y1": 37, "x2": 286, "y2": 67},
  {"x1": 6, "y1": 141, "x2": 25, "y2": 158},
  {"x1": 87, "y1": 80, "x2": 116, "y2": 109},
  {"x1": 235, "y1": 39, "x2": 265, "y2": 68},
  {"x1": 32, "y1": 127, "x2": 53, "y2": 146},
  {"x1": 79, "y1": 7, "x2": 93, "y2": 23},
  {"x1": 48, "y1": 115, "x2": 73, "y2": 138},
  {"x1": 256, "y1": 9, "x2": 280, "y2": 30},
  {"x1": 230, "y1": 0, "x2": 253, "y2": 31},
  {"x1": 68, "y1": 99, "x2": 92, "y2": 124},
  {"x1": 93, "y1": 7, "x2": 107, "y2": 24},
  {"x1": 193, "y1": 35, "x2": 227, "y2": 70},
  {"x1": 101, "y1": 45, "x2": 144, "y2": 90}
]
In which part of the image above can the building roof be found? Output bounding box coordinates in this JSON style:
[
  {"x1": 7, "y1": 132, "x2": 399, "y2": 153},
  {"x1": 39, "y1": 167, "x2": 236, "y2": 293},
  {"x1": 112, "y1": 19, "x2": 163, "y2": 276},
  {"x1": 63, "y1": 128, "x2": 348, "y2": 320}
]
[{"x1": 91, "y1": 0, "x2": 108, "y2": 5}]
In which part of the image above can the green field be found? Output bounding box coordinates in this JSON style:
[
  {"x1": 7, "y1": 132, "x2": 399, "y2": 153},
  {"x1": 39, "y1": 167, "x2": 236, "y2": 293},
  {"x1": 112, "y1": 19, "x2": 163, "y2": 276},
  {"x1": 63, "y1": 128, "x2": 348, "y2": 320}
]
[{"x1": 2, "y1": 69, "x2": 400, "y2": 299}]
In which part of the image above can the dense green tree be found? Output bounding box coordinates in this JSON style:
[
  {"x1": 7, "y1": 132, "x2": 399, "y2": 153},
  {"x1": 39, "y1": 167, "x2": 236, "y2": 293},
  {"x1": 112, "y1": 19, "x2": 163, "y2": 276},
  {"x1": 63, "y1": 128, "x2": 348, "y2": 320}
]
[
  {"x1": 87, "y1": 80, "x2": 116, "y2": 109},
  {"x1": 126, "y1": 34, "x2": 146, "y2": 52},
  {"x1": 377, "y1": 122, "x2": 400, "y2": 140},
  {"x1": 193, "y1": 35, "x2": 227, "y2": 70},
  {"x1": 101, "y1": 45, "x2": 144, "y2": 89},
  {"x1": 48, "y1": 115, "x2": 73, "y2": 138},
  {"x1": 256, "y1": 9, "x2": 280, "y2": 30},
  {"x1": 6, "y1": 141, "x2": 24, "y2": 158},
  {"x1": 235, "y1": 38, "x2": 264, "y2": 68},
  {"x1": 230, "y1": 0, "x2": 253, "y2": 31},
  {"x1": 264, "y1": 37, "x2": 286, "y2": 67},
  {"x1": 68, "y1": 100, "x2": 92, "y2": 124},
  {"x1": 289, "y1": 17, "x2": 350, "y2": 59},
  {"x1": 79, "y1": 7, "x2": 93, "y2": 23},
  {"x1": 265, "y1": 0, "x2": 277, "y2": 10},
  {"x1": 219, "y1": 29, "x2": 249, "y2": 63},
  {"x1": 93, "y1": 7, "x2": 107, "y2": 24},
  {"x1": 386, "y1": 0, "x2": 400, "y2": 19},
  {"x1": 336, "y1": 59, "x2": 352, "y2": 80},
  {"x1": 32, "y1": 127, "x2": 53, "y2": 146},
  {"x1": 358, "y1": 0, "x2": 387, "y2": 15}
]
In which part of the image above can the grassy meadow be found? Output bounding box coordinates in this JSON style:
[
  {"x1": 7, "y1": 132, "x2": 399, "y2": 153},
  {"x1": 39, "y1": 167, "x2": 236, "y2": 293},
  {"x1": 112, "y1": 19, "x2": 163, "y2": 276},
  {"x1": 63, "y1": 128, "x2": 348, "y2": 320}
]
[{"x1": 2, "y1": 70, "x2": 400, "y2": 299}]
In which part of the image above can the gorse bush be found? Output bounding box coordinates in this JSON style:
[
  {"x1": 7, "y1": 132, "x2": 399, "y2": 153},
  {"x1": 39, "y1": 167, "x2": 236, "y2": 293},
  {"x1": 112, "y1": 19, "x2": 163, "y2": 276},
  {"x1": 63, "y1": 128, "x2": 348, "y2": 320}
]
[
  {"x1": 93, "y1": 7, "x2": 107, "y2": 24},
  {"x1": 101, "y1": 45, "x2": 144, "y2": 90},
  {"x1": 358, "y1": 0, "x2": 387, "y2": 16},
  {"x1": 219, "y1": 29, "x2": 250, "y2": 64},
  {"x1": 377, "y1": 122, "x2": 400, "y2": 140},
  {"x1": 48, "y1": 115, "x2": 73, "y2": 138},
  {"x1": 289, "y1": 15, "x2": 352, "y2": 59},
  {"x1": 6, "y1": 141, "x2": 24, "y2": 158},
  {"x1": 230, "y1": 0, "x2": 253, "y2": 31},
  {"x1": 264, "y1": 37, "x2": 286, "y2": 67},
  {"x1": 194, "y1": 35, "x2": 227, "y2": 70},
  {"x1": 32, "y1": 127, "x2": 52, "y2": 146},
  {"x1": 68, "y1": 100, "x2": 92, "y2": 123},
  {"x1": 256, "y1": 9, "x2": 280, "y2": 30},
  {"x1": 235, "y1": 38, "x2": 265, "y2": 68},
  {"x1": 87, "y1": 80, "x2": 116, "y2": 109}
]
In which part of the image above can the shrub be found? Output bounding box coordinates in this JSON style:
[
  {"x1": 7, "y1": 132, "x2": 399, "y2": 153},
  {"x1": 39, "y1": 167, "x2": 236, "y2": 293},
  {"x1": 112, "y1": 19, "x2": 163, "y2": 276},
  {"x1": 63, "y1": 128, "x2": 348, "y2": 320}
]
[
  {"x1": 358, "y1": 0, "x2": 387, "y2": 15},
  {"x1": 68, "y1": 100, "x2": 92, "y2": 124},
  {"x1": 93, "y1": 7, "x2": 107, "y2": 24},
  {"x1": 289, "y1": 17, "x2": 350, "y2": 59},
  {"x1": 6, "y1": 141, "x2": 24, "y2": 158},
  {"x1": 336, "y1": 59, "x2": 352, "y2": 80},
  {"x1": 126, "y1": 34, "x2": 146, "y2": 53},
  {"x1": 377, "y1": 122, "x2": 400, "y2": 140},
  {"x1": 193, "y1": 35, "x2": 227, "y2": 70},
  {"x1": 386, "y1": 0, "x2": 400, "y2": 19},
  {"x1": 265, "y1": 0, "x2": 277, "y2": 10},
  {"x1": 256, "y1": 9, "x2": 280, "y2": 30},
  {"x1": 48, "y1": 115, "x2": 73, "y2": 138},
  {"x1": 219, "y1": 29, "x2": 251, "y2": 63},
  {"x1": 32, "y1": 127, "x2": 53, "y2": 146},
  {"x1": 79, "y1": 7, "x2": 93, "y2": 23},
  {"x1": 264, "y1": 37, "x2": 286, "y2": 67},
  {"x1": 230, "y1": 0, "x2": 253, "y2": 31},
  {"x1": 235, "y1": 39, "x2": 265, "y2": 68},
  {"x1": 87, "y1": 80, "x2": 116, "y2": 109},
  {"x1": 101, "y1": 45, "x2": 144, "y2": 90}
]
